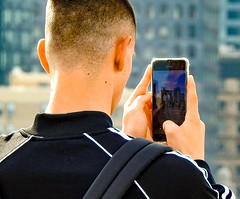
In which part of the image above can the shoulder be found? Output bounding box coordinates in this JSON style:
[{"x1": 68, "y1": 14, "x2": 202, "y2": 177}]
[
  {"x1": 0, "y1": 130, "x2": 26, "y2": 143},
  {"x1": 0, "y1": 130, "x2": 32, "y2": 163},
  {"x1": 143, "y1": 150, "x2": 209, "y2": 182},
  {"x1": 135, "y1": 150, "x2": 218, "y2": 199}
]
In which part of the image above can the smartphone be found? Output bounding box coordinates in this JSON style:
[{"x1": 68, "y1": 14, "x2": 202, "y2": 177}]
[{"x1": 152, "y1": 58, "x2": 189, "y2": 142}]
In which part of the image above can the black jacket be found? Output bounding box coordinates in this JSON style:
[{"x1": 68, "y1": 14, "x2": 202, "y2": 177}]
[{"x1": 0, "y1": 111, "x2": 235, "y2": 199}]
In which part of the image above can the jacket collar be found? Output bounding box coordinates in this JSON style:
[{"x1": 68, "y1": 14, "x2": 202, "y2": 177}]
[{"x1": 25, "y1": 111, "x2": 113, "y2": 137}]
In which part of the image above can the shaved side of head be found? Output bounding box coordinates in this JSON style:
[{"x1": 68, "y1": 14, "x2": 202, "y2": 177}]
[{"x1": 45, "y1": 0, "x2": 136, "y2": 73}]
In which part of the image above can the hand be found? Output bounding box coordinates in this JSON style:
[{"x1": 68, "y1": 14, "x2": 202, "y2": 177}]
[
  {"x1": 163, "y1": 76, "x2": 205, "y2": 160},
  {"x1": 122, "y1": 65, "x2": 153, "y2": 141}
]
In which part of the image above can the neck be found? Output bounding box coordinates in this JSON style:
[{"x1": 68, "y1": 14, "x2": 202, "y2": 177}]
[{"x1": 45, "y1": 69, "x2": 114, "y2": 116}]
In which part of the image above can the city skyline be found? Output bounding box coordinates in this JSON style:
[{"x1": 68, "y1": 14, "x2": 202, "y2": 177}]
[
  {"x1": 153, "y1": 70, "x2": 186, "y2": 94},
  {"x1": 0, "y1": 0, "x2": 47, "y2": 84}
]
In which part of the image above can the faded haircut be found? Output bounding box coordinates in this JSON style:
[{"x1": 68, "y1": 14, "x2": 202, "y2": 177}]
[{"x1": 45, "y1": 0, "x2": 136, "y2": 72}]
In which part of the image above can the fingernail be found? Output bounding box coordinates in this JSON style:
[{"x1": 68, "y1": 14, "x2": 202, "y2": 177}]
[
  {"x1": 163, "y1": 121, "x2": 174, "y2": 131},
  {"x1": 189, "y1": 75, "x2": 194, "y2": 81}
]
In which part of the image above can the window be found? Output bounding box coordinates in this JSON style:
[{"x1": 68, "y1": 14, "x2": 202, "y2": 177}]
[
  {"x1": 4, "y1": 9, "x2": 12, "y2": 25},
  {"x1": 188, "y1": 45, "x2": 196, "y2": 58},
  {"x1": 219, "y1": 101, "x2": 226, "y2": 110},
  {"x1": 159, "y1": 46, "x2": 167, "y2": 57},
  {"x1": 238, "y1": 123, "x2": 240, "y2": 133},
  {"x1": 7, "y1": 103, "x2": 16, "y2": 117},
  {"x1": 14, "y1": 10, "x2": 22, "y2": 26},
  {"x1": 173, "y1": 5, "x2": 183, "y2": 20},
  {"x1": 159, "y1": 26, "x2": 169, "y2": 39},
  {"x1": 33, "y1": 27, "x2": 42, "y2": 40},
  {"x1": 237, "y1": 166, "x2": 240, "y2": 176},
  {"x1": 238, "y1": 144, "x2": 240, "y2": 153},
  {"x1": 218, "y1": 143, "x2": 224, "y2": 152},
  {"x1": 145, "y1": 26, "x2": 155, "y2": 40},
  {"x1": 189, "y1": 25, "x2": 196, "y2": 38},
  {"x1": 189, "y1": 5, "x2": 197, "y2": 19},
  {"x1": 144, "y1": 46, "x2": 153, "y2": 60},
  {"x1": 21, "y1": 32, "x2": 30, "y2": 49},
  {"x1": 174, "y1": 24, "x2": 182, "y2": 38},
  {"x1": 228, "y1": 10, "x2": 240, "y2": 19},
  {"x1": 23, "y1": 0, "x2": 32, "y2": 9},
  {"x1": 146, "y1": 5, "x2": 155, "y2": 19},
  {"x1": 227, "y1": 27, "x2": 240, "y2": 36},
  {"x1": 13, "y1": 53, "x2": 21, "y2": 65},
  {"x1": 174, "y1": 45, "x2": 181, "y2": 57},
  {"x1": 238, "y1": 102, "x2": 240, "y2": 111},
  {"x1": 160, "y1": 4, "x2": 168, "y2": 19},
  {"x1": 5, "y1": 31, "x2": 14, "y2": 43},
  {"x1": 22, "y1": 12, "x2": 31, "y2": 24}
]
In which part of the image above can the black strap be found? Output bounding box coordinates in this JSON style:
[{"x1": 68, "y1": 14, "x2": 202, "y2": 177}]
[{"x1": 83, "y1": 138, "x2": 172, "y2": 199}]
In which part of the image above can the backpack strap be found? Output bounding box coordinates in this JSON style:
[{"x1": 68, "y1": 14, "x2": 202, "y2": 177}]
[
  {"x1": 0, "y1": 130, "x2": 32, "y2": 163},
  {"x1": 83, "y1": 138, "x2": 172, "y2": 199}
]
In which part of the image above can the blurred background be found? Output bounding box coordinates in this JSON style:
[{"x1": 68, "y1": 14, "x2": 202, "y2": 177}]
[{"x1": 0, "y1": 0, "x2": 239, "y2": 196}]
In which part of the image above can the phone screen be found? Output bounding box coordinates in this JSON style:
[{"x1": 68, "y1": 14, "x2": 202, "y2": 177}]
[{"x1": 152, "y1": 59, "x2": 187, "y2": 142}]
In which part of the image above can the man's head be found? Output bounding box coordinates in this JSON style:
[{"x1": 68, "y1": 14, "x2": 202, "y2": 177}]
[
  {"x1": 42, "y1": 0, "x2": 136, "y2": 73},
  {"x1": 38, "y1": 0, "x2": 136, "y2": 115}
]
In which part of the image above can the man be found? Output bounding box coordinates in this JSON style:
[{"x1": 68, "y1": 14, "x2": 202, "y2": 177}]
[{"x1": 0, "y1": 0, "x2": 235, "y2": 198}]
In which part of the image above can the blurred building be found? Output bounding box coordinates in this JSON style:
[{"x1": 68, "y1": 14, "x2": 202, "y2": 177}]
[
  {"x1": 129, "y1": 0, "x2": 220, "y2": 170},
  {"x1": 129, "y1": 0, "x2": 203, "y2": 87},
  {"x1": 0, "y1": 0, "x2": 47, "y2": 85},
  {"x1": 201, "y1": 0, "x2": 220, "y2": 171},
  {"x1": 0, "y1": 0, "x2": 34, "y2": 84},
  {"x1": 220, "y1": 0, "x2": 240, "y2": 50},
  {"x1": 218, "y1": 38, "x2": 240, "y2": 198},
  {"x1": 219, "y1": 49, "x2": 240, "y2": 80},
  {"x1": 31, "y1": 0, "x2": 48, "y2": 72},
  {"x1": 0, "y1": 67, "x2": 50, "y2": 135},
  {"x1": 217, "y1": 78, "x2": 240, "y2": 197},
  {"x1": 219, "y1": 0, "x2": 240, "y2": 86}
]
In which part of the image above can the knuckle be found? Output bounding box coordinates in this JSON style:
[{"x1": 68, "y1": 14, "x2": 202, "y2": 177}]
[
  {"x1": 186, "y1": 113, "x2": 200, "y2": 123},
  {"x1": 200, "y1": 120, "x2": 205, "y2": 129}
]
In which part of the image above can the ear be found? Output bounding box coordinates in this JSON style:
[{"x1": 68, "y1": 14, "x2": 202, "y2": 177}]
[
  {"x1": 114, "y1": 36, "x2": 132, "y2": 71},
  {"x1": 37, "y1": 39, "x2": 50, "y2": 74}
]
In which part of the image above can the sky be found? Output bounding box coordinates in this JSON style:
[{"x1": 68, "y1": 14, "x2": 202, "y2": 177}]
[{"x1": 153, "y1": 70, "x2": 186, "y2": 94}]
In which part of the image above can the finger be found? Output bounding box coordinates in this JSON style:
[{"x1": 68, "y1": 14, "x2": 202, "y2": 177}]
[
  {"x1": 147, "y1": 100, "x2": 152, "y2": 111},
  {"x1": 163, "y1": 120, "x2": 180, "y2": 139},
  {"x1": 132, "y1": 93, "x2": 152, "y2": 109},
  {"x1": 129, "y1": 65, "x2": 152, "y2": 104},
  {"x1": 186, "y1": 75, "x2": 200, "y2": 121},
  {"x1": 146, "y1": 92, "x2": 152, "y2": 110}
]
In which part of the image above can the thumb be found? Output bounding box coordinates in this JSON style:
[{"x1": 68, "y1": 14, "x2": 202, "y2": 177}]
[{"x1": 163, "y1": 120, "x2": 180, "y2": 139}]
